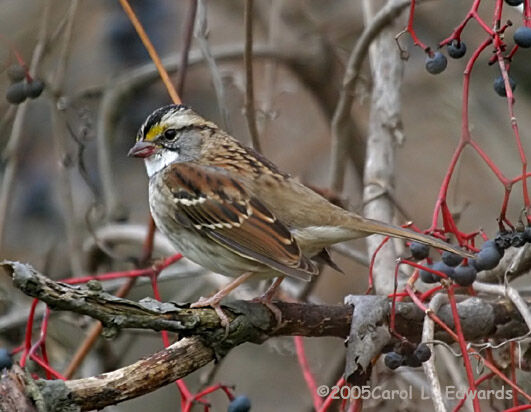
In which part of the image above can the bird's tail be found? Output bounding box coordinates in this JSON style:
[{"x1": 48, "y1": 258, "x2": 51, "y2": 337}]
[{"x1": 350, "y1": 217, "x2": 474, "y2": 258}]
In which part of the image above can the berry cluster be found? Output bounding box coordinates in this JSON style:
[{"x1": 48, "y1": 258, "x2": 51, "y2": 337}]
[
  {"x1": 384, "y1": 342, "x2": 431, "y2": 370},
  {"x1": 424, "y1": 0, "x2": 531, "y2": 99},
  {"x1": 5, "y1": 63, "x2": 44, "y2": 105},
  {"x1": 411, "y1": 228, "x2": 531, "y2": 286}
]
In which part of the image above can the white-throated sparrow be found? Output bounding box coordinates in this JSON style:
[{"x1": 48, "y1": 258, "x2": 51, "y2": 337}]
[{"x1": 129, "y1": 105, "x2": 471, "y2": 322}]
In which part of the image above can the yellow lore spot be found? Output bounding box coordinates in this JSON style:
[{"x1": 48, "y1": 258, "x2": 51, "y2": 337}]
[{"x1": 145, "y1": 124, "x2": 164, "y2": 142}]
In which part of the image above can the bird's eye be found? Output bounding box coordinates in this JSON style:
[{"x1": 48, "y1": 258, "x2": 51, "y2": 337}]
[{"x1": 163, "y1": 129, "x2": 177, "y2": 140}]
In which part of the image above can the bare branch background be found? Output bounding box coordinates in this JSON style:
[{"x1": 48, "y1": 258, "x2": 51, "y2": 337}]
[{"x1": 0, "y1": 0, "x2": 530, "y2": 411}]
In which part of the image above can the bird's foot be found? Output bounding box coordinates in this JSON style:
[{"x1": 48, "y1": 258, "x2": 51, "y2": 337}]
[
  {"x1": 251, "y1": 276, "x2": 286, "y2": 329},
  {"x1": 191, "y1": 296, "x2": 231, "y2": 335},
  {"x1": 189, "y1": 272, "x2": 255, "y2": 335},
  {"x1": 251, "y1": 296, "x2": 283, "y2": 329}
]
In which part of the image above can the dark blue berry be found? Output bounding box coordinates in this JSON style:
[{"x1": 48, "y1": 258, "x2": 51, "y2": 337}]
[
  {"x1": 494, "y1": 75, "x2": 516, "y2": 97},
  {"x1": 447, "y1": 40, "x2": 466, "y2": 59},
  {"x1": 425, "y1": 52, "x2": 447, "y2": 74},
  {"x1": 25, "y1": 79, "x2": 44, "y2": 99},
  {"x1": 0, "y1": 348, "x2": 13, "y2": 370},
  {"x1": 414, "y1": 343, "x2": 431, "y2": 363},
  {"x1": 441, "y1": 250, "x2": 463, "y2": 267},
  {"x1": 514, "y1": 27, "x2": 531, "y2": 48},
  {"x1": 384, "y1": 352, "x2": 404, "y2": 370},
  {"x1": 472, "y1": 246, "x2": 502, "y2": 271},
  {"x1": 432, "y1": 261, "x2": 455, "y2": 278},
  {"x1": 404, "y1": 353, "x2": 422, "y2": 367},
  {"x1": 228, "y1": 395, "x2": 251, "y2": 412},
  {"x1": 419, "y1": 265, "x2": 438, "y2": 283},
  {"x1": 481, "y1": 238, "x2": 504, "y2": 253},
  {"x1": 6, "y1": 64, "x2": 26, "y2": 82},
  {"x1": 505, "y1": 0, "x2": 523, "y2": 5},
  {"x1": 482, "y1": 239, "x2": 496, "y2": 249},
  {"x1": 410, "y1": 242, "x2": 430, "y2": 260},
  {"x1": 452, "y1": 264, "x2": 477, "y2": 286},
  {"x1": 6, "y1": 82, "x2": 27, "y2": 104}
]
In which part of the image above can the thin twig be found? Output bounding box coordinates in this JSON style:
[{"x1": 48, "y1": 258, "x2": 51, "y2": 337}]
[
  {"x1": 176, "y1": 0, "x2": 198, "y2": 96},
  {"x1": 194, "y1": 0, "x2": 231, "y2": 130},
  {"x1": 117, "y1": 0, "x2": 180, "y2": 104},
  {"x1": 83, "y1": 223, "x2": 177, "y2": 257},
  {"x1": 422, "y1": 294, "x2": 448, "y2": 412},
  {"x1": 243, "y1": 0, "x2": 261, "y2": 152},
  {"x1": 260, "y1": 0, "x2": 282, "y2": 140},
  {"x1": 197, "y1": 359, "x2": 225, "y2": 392},
  {"x1": 70, "y1": 0, "x2": 195, "y2": 376},
  {"x1": 130, "y1": 0, "x2": 200, "y2": 293},
  {"x1": 329, "y1": 0, "x2": 410, "y2": 193},
  {"x1": 295, "y1": 336, "x2": 322, "y2": 410},
  {"x1": 474, "y1": 282, "x2": 531, "y2": 332},
  {"x1": 135, "y1": 0, "x2": 199, "y2": 268},
  {"x1": 49, "y1": 0, "x2": 83, "y2": 275},
  {"x1": 0, "y1": 0, "x2": 52, "y2": 251},
  {"x1": 331, "y1": 244, "x2": 369, "y2": 267}
]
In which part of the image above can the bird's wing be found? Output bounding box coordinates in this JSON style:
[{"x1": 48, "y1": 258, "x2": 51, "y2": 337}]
[{"x1": 162, "y1": 162, "x2": 318, "y2": 280}]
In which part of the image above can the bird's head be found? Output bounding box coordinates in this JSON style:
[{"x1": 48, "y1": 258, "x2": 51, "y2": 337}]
[{"x1": 128, "y1": 104, "x2": 217, "y2": 177}]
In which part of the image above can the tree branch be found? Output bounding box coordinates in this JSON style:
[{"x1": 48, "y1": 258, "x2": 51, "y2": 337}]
[
  {"x1": 0, "y1": 0, "x2": 52, "y2": 252},
  {"x1": 329, "y1": 0, "x2": 410, "y2": 193},
  {"x1": 49, "y1": 0, "x2": 83, "y2": 275},
  {"x1": 194, "y1": 0, "x2": 231, "y2": 131},
  {"x1": 1, "y1": 261, "x2": 530, "y2": 410},
  {"x1": 2, "y1": 261, "x2": 528, "y2": 345},
  {"x1": 243, "y1": 0, "x2": 261, "y2": 152},
  {"x1": 362, "y1": 0, "x2": 408, "y2": 294}
]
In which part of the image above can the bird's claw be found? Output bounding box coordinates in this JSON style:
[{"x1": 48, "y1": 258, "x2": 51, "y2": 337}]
[{"x1": 191, "y1": 297, "x2": 231, "y2": 336}]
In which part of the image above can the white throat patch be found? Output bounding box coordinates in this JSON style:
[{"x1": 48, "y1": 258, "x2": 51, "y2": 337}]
[{"x1": 144, "y1": 150, "x2": 180, "y2": 178}]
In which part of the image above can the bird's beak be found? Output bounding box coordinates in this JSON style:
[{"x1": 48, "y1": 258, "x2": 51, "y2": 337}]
[{"x1": 128, "y1": 141, "x2": 156, "y2": 158}]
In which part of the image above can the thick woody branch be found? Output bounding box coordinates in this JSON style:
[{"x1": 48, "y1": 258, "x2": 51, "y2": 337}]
[
  {"x1": 2, "y1": 261, "x2": 528, "y2": 346},
  {"x1": 65, "y1": 337, "x2": 212, "y2": 411},
  {"x1": 0, "y1": 367, "x2": 37, "y2": 412},
  {"x1": 1, "y1": 261, "x2": 352, "y2": 355},
  {"x1": 1, "y1": 261, "x2": 530, "y2": 411},
  {"x1": 1, "y1": 340, "x2": 213, "y2": 412}
]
